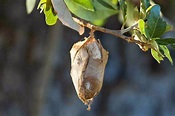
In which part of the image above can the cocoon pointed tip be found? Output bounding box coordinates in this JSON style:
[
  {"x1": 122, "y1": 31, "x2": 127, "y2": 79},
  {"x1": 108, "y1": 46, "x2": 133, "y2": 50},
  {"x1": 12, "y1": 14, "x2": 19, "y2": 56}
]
[{"x1": 70, "y1": 37, "x2": 108, "y2": 110}]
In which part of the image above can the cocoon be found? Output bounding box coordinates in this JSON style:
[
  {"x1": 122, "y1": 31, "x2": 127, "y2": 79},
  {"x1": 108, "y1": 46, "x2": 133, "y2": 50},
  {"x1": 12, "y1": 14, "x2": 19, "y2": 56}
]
[{"x1": 70, "y1": 37, "x2": 108, "y2": 110}]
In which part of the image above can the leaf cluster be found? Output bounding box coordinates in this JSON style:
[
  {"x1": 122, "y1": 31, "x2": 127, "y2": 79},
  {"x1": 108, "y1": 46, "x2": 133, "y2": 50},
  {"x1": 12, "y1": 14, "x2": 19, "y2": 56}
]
[
  {"x1": 132, "y1": 1, "x2": 174, "y2": 64},
  {"x1": 26, "y1": 0, "x2": 175, "y2": 64}
]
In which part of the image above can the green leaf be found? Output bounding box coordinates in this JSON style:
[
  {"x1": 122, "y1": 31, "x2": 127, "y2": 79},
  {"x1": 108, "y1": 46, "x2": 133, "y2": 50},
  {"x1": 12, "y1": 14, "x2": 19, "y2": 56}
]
[
  {"x1": 121, "y1": 0, "x2": 135, "y2": 26},
  {"x1": 138, "y1": 19, "x2": 145, "y2": 35},
  {"x1": 37, "y1": 0, "x2": 57, "y2": 25},
  {"x1": 44, "y1": 4, "x2": 58, "y2": 25},
  {"x1": 133, "y1": 30, "x2": 147, "y2": 42},
  {"x1": 112, "y1": 0, "x2": 118, "y2": 5},
  {"x1": 150, "y1": 39, "x2": 160, "y2": 51},
  {"x1": 26, "y1": 0, "x2": 36, "y2": 14},
  {"x1": 64, "y1": 0, "x2": 118, "y2": 24},
  {"x1": 97, "y1": 0, "x2": 118, "y2": 10},
  {"x1": 140, "y1": 0, "x2": 150, "y2": 19},
  {"x1": 171, "y1": 45, "x2": 175, "y2": 49},
  {"x1": 150, "y1": 39, "x2": 173, "y2": 64},
  {"x1": 140, "y1": 0, "x2": 150, "y2": 12},
  {"x1": 72, "y1": 0, "x2": 94, "y2": 11},
  {"x1": 160, "y1": 45, "x2": 173, "y2": 65},
  {"x1": 151, "y1": 49, "x2": 164, "y2": 63},
  {"x1": 146, "y1": 5, "x2": 167, "y2": 38},
  {"x1": 156, "y1": 38, "x2": 175, "y2": 45},
  {"x1": 165, "y1": 23, "x2": 173, "y2": 32},
  {"x1": 156, "y1": 38, "x2": 175, "y2": 49},
  {"x1": 37, "y1": 0, "x2": 46, "y2": 10},
  {"x1": 119, "y1": 0, "x2": 127, "y2": 23},
  {"x1": 133, "y1": 6, "x2": 140, "y2": 21},
  {"x1": 91, "y1": 19, "x2": 106, "y2": 26},
  {"x1": 138, "y1": 19, "x2": 150, "y2": 38}
]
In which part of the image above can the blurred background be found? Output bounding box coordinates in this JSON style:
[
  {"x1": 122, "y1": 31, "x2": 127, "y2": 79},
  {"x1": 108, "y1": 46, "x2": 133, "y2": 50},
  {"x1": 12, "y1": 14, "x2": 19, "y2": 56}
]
[{"x1": 0, "y1": 0, "x2": 175, "y2": 116}]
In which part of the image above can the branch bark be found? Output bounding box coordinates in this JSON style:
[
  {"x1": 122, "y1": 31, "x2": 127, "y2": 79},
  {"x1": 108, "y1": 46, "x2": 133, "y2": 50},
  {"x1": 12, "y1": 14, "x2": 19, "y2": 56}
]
[{"x1": 73, "y1": 17, "x2": 152, "y2": 51}]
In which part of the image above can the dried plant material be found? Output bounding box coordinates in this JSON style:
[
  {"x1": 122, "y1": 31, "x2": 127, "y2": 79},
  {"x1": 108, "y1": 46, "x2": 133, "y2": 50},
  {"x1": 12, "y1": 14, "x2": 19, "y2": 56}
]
[
  {"x1": 51, "y1": 0, "x2": 84, "y2": 35},
  {"x1": 70, "y1": 37, "x2": 108, "y2": 110}
]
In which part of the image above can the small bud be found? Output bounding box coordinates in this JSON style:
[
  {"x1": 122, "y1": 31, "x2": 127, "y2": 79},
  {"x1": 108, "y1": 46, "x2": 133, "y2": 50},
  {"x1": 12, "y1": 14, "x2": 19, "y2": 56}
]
[{"x1": 70, "y1": 37, "x2": 108, "y2": 110}]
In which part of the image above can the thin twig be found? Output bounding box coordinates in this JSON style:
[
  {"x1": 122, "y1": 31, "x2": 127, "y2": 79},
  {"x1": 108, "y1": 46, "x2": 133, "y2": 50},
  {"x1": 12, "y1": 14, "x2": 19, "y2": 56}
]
[
  {"x1": 120, "y1": 22, "x2": 138, "y2": 34},
  {"x1": 73, "y1": 17, "x2": 150, "y2": 48},
  {"x1": 73, "y1": 17, "x2": 167, "y2": 58}
]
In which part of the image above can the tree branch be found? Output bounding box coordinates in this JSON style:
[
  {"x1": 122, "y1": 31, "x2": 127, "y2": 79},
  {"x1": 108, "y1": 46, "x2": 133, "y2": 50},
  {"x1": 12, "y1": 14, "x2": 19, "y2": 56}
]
[
  {"x1": 73, "y1": 17, "x2": 166, "y2": 57},
  {"x1": 73, "y1": 17, "x2": 150, "y2": 50}
]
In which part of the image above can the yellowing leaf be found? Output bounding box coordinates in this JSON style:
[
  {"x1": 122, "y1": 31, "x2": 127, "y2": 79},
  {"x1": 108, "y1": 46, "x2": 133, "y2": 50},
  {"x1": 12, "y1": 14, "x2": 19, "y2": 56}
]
[
  {"x1": 37, "y1": 0, "x2": 46, "y2": 9},
  {"x1": 151, "y1": 49, "x2": 164, "y2": 63},
  {"x1": 44, "y1": 5, "x2": 57, "y2": 25},
  {"x1": 138, "y1": 19, "x2": 145, "y2": 35},
  {"x1": 37, "y1": 0, "x2": 58, "y2": 25}
]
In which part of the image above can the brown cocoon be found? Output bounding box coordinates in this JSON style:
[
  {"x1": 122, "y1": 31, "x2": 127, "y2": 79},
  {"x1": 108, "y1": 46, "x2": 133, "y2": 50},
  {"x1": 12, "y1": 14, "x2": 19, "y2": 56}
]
[{"x1": 70, "y1": 37, "x2": 108, "y2": 110}]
